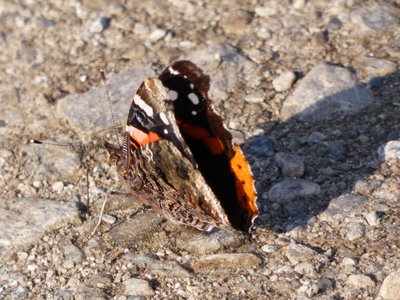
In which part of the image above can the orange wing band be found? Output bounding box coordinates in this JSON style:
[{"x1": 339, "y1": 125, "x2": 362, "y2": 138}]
[
  {"x1": 230, "y1": 146, "x2": 258, "y2": 219},
  {"x1": 129, "y1": 127, "x2": 160, "y2": 147}
]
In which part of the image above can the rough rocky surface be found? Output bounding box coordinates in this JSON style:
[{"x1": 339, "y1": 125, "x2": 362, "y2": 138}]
[{"x1": 0, "y1": 0, "x2": 399, "y2": 299}]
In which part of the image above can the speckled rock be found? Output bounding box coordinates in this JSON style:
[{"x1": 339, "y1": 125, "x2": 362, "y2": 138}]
[
  {"x1": 320, "y1": 195, "x2": 368, "y2": 223},
  {"x1": 285, "y1": 243, "x2": 317, "y2": 265},
  {"x1": 346, "y1": 274, "x2": 375, "y2": 289},
  {"x1": 274, "y1": 152, "x2": 305, "y2": 178},
  {"x1": 0, "y1": 198, "x2": 80, "y2": 264},
  {"x1": 353, "y1": 57, "x2": 397, "y2": 80},
  {"x1": 378, "y1": 140, "x2": 400, "y2": 161},
  {"x1": 280, "y1": 63, "x2": 375, "y2": 122},
  {"x1": 268, "y1": 179, "x2": 321, "y2": 203},
  {"x1": 194, "y1": 253, "x2": 262, "y2": 273},
  {"x1": 272, "y1": 71, "x2": 296, "y2": 92},
  {"x1": 57, "y1": 67, "x2": 155, "y2": 133},
  {"x1": 123, "y1": 278, "x2": 155, "y2": 297},
  {"x1": 176, "y1": 229, "x2": 243, "y2": 254},
  {"x1": 380, "y1": 270, "x2": 400, "y2": 300}
]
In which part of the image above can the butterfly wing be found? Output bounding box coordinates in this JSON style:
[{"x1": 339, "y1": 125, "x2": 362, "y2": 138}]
[{"x1": 159, "y1": 61, "x2": 258, "y2": 232}]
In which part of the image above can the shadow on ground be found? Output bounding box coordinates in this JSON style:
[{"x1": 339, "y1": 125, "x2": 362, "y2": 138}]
[{"x1": 243, "y1": 71, "x2": 400, "y2": 233}]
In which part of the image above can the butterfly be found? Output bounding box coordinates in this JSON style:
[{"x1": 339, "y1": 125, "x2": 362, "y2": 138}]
[{"x1": 105, "y1": 61, "x2": 258, "y2": 232}]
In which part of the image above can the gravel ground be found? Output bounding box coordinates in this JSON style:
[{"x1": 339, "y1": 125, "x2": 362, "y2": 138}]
[{"x1": 1, "y1": 0, "x2": 400, "y2": 299}]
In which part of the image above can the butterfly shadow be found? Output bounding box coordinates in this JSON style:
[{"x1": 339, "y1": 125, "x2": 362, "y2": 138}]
[{"x1": 242, "y1": 70, "x2": 400, "y2": 234}]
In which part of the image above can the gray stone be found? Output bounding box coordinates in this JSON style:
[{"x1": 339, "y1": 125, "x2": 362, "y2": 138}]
[
  {"x1": 57, "y1": 67, "x2": 155, "y2": 133},
  {"x1": 0, "y1": 198, "x2": 80, "y2": 264},
  {"x1": 261, "y1": 244, "x2": 278, "y2": 253},
  {"x1": 255, "y1": 6, "x2": 277, "y2": 17},
  {"x1": 306, "y1": 131, "x2": 326, "y2": 145},
  {"x1": 176, "y1": 229, "x2": 243, "y2": 254},
  {"x1": 342, "y1": 257, "x2": 357, "y2": 266},
  {"x1": 320, "y1": 194, "x2": 368, "y2": 223},
  {"x1": 74, "y1": 287, "x2": 109, "y2": 300},
  {"x1": 378, "y1": 140, "x2": 400, "y2": 162},
  {"x1": 346, "y1": 274, "x2": 375, "y2": 288},
  {"x1": 293, "y1": 0, "x2": 306, "y2": 9},
  {"x1": 285, "y1": 243, "x2": 316, "y2": 265},
  {"x1": 126, "y1": 253, "x2": 192, "y2": 277},
  {"x1": 350, "y1": 3, "x2": 400, "y2": 35},
  {"x1": 184, "y1": 44, "x2": 258, "y2": 100},
  {"x1": 10, "y1": 286, "x2": 29, "y2": 299},
  {"x1": 88, "y1": 16, "x2": 111, "y2": 34},
  {"x1": 317, "y1": 278, "x2": 333, "y2": 293},
  {"x1": 59, "y1": 290, "x2": 74, "y2": 300},
  {"x1": 364, "y1": 211, "x2": 381, "y2": 226},
  {"x1": 244, "y1": 93, "x2": 265, "y2": 104},
  {"x1": 272, "y1": 71, "x2": 296, "y2": 92},
  {"x1": 294, "y1": 262, "x2": 315, "y2": 275},
  {"x1": 380, "y1": 270, "x2": 400, "y2": 300},
  {"x1": 246, "y1": 136, "x2": 275, "y2": 157},
  {"x1": 274, "y1": 152, "x2": 305, "y2": 178},
  {"x1": 283, "y1": 200, "x2": 309, "y2": 217},
  {"x1": 268, "y1": 179, "x2": 321, "y2": 203},
  {"x1": 89, "y1": 273, "x2": 113, "y2": 288},
  {"x1": 123, "y1": 278, "x2": 155, "y2": 296},
  {"x1": 326, "y1": 141, "x2": 348, "y2": 162},
  {"x1": 219, "y1": 10, "x2": 252, "y2": 35},
  {"x1": 353, "y1": 57, "x2": 397, "y2": 80},
  {"x1": 346, "y1": 222, "x2": 366, "y2": 241},
  {"x1": 148, "y1": 28, "x2": 166, "y2": 42},
  {"x1": 24, "y1": 145, "x2": 80, "y2": 181},
  {"x1": 51, "y1": 181, "x2": 64, "y2": 193},
  {"x1": 353, "y1": 179, "x2": 381, "y2": 196},
  {"x1": 105, "y1": 211, "x2": 164, "y2": 246},
  {"x1": 59, "y1": 240, "x2": 86, "y2": 263},
  {"x1": 280, "y1": 63, "x2": 375, "y2": 122},
  {"x1": 194, "y1": 253, "x2": 261, "y2": 273},
  {"x1": 101, "y1": 214, "x2": 117, "y2": 224}
]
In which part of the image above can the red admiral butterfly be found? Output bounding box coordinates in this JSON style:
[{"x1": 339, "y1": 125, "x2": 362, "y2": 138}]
[{"x1": 105, "y1": 61, "x2": 258, "y2": 232}]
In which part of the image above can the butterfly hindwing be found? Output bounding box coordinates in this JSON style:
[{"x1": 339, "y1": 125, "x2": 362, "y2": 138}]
[{"x1": 159, "y1": 61, "x2": 258, "y2": 232}]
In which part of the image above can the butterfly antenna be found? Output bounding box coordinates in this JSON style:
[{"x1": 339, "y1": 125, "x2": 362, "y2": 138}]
[
  {"x1": 86, "y1": 168, "x2": 90, "y2": 209},
  {"x1": 100, "y1": 70, "x2": 121, "y2": 148},
  {"x1": 30, "y1": 139, "x2": 105, "y2": 150}
]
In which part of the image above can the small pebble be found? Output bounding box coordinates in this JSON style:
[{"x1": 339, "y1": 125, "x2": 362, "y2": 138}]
[
  {"x1": 272, "y1": 71, "x2": 296, "y2": 92},
  {"x1": 123, "y1": 278, "x2": 155, "y2": 296},
  {"x1": 380, "y1": 270, "x2": 400, "y2": 300},
  {"x1": 102, "y1": 214, "x2": 117, "y2": 224},
  {"x1": 262, "y1": 244, "x2": 278, "y2": 253},
  {"x1": 346, "y1": 222, "x2": 366, "y2": 241},
  {"x1": 89, "y1": 16, "x2": 111, "y2": 34},
  {"x1": 62, "y1": 260, "x2": 74, "y2": 269},
  {"x1": 32, "y1": 180, "x2": 42, "y2": 188},
  {"x1": 364, "y1": 211, "x2": 381, "y2": 226},
  {"x1": 347, "y1": 274, "x2": 375, "y2": 288},
  {"x1": 52, "y1": 181, "x2": 64, "y2": 193},
  {"x1": 342, "y1": 257, "x2": 357, "y2": 266},
  {"x1": 80, "y1": 75, "x2": 88, "y2": 83},
  {"x1": 149, "y1": 28, "x2": 166, "y2": 42},
  {"x1": 244, "y1": 94, "x2": 265, "y2": 104}
]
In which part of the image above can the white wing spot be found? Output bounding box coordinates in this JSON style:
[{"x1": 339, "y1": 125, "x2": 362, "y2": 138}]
[
  {"x1": 168, "y1": 90, "x2": 178, "y2": 101},
  {"x1": 190, "y1": 83, "x2": 194, "y2": 89},
  {"x1": 188, "y1": 93, "x2": 199, "y2": 105},
  {"x1": 133, "y1": 94, "x2": 154, "y2": 117},
  {"x1": 159, "y1": 112, "x2": 170, "y2": 125},
  {"x1": 168, "y1": 67, "x2": 180, "y2": 75},
  {"x1": 191, "y1": 111, "x2": 197, "y2": 115},
  {"x1": 163, "y1": 129, "x2": 169, "y2": 134}
]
